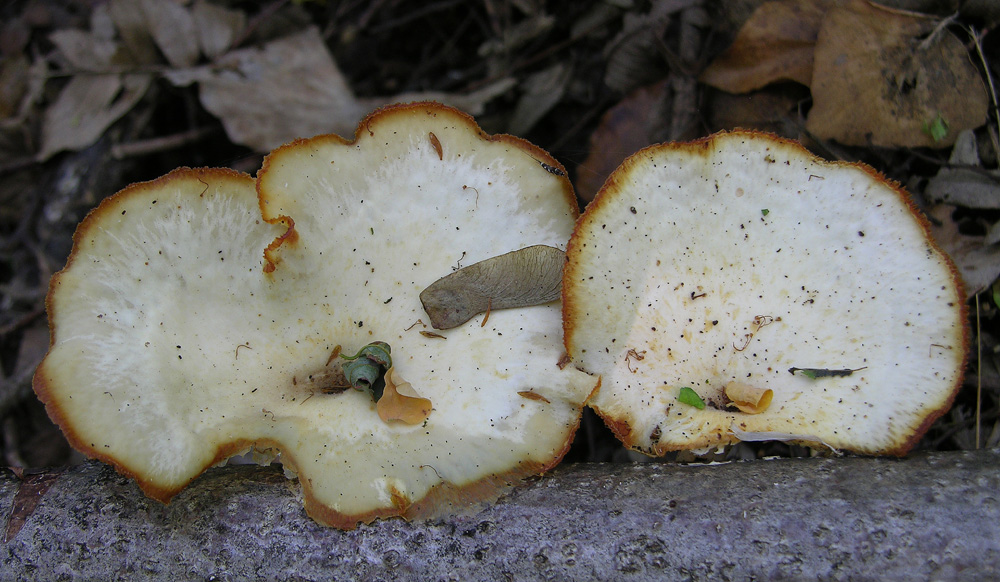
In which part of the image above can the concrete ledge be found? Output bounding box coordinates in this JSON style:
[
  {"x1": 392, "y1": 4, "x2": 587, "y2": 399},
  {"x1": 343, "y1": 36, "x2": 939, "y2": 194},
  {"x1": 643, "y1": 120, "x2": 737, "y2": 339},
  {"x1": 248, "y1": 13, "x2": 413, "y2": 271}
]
[{"x1": 1, "y1": 450, "x2": 998, "y2": 580}]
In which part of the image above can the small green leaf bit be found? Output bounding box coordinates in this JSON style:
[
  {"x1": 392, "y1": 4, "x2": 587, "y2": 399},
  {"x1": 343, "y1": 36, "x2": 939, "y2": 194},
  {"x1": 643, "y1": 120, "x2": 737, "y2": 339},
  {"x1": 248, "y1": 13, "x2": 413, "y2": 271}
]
[
  {"x1": 922, "y1": 113, "x2": 949, "y2": 142},
  {"x1": 677, "y1": 387, "x2": 706, "y2": 409}
]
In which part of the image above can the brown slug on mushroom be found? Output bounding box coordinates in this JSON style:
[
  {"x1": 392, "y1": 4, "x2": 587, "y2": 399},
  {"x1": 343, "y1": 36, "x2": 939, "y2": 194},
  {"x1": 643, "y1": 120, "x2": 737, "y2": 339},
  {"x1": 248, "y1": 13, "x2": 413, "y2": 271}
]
[
  {"x1": 33, "y1": 103, "x2": 598, "y2": 529},
  {"x1": 563, "y1": 130, "x2": 967, "y2": 456}
]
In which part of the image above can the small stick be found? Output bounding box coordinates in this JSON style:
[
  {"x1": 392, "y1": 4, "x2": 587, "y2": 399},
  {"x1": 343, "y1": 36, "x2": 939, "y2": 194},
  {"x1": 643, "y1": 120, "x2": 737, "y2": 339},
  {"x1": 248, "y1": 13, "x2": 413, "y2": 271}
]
[{"x1": 111, "y1": 127, "x2": 217, "y2": 159}]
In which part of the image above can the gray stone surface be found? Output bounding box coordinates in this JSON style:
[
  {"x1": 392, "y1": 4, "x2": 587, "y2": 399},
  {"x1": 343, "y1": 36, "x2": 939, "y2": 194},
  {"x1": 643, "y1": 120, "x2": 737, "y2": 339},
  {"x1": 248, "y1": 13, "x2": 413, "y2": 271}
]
[{"x1": 1, "y1": 450, "x2": 998, "y2": 581}]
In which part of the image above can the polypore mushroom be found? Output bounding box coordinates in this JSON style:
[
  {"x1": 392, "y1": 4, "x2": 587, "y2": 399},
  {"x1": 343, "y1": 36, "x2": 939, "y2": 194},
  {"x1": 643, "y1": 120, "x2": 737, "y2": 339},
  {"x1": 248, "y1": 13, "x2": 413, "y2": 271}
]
[
  {"x1": 563, "y1": 130, "x2": 967, "y2": 456},
  {"x1": 33, "y1": 102, "x2": 597, "y2": 528}
]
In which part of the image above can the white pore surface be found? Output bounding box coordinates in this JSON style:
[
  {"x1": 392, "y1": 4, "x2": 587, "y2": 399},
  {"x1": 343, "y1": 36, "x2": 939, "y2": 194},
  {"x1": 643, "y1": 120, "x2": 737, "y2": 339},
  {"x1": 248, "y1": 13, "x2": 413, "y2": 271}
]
[
  {"x1": 565, "y1": 133, "x2": 965, "y2": 455},
  {"x1": 40, "y1": 109, "x2": 596, "y2": 524}
]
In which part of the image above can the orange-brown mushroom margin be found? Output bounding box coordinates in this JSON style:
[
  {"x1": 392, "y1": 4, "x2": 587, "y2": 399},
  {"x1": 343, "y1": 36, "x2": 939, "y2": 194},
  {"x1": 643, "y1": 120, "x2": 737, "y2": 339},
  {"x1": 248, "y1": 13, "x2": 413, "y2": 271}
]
[
  {"x1": 33, "y1": 103, "x2": 597, "y2": 529},
  {"x1": 563, "y1": 129, "x2": 968, "y2": 457}
]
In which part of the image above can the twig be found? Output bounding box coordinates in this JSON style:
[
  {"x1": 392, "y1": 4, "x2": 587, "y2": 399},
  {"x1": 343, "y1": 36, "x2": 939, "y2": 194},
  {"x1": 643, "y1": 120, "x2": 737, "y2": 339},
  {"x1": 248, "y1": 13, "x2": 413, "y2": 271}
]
[
  {"x1": 969, "y1": 26, "x2": 1000, "y2": 161},
  {"x1": 0, "y1": 156, "x2": 38, "y2": 176},
  {"x1": 230, "y1": 0, "x2": 290, "y2": 49},
  {"x1": 917, "y1": 12, "x2": 959, "y2": 51},
  {"x1": 367, "y1": 0, "x2": 467, "y2": 35},
  {"x1": 0, "y1": 309, "x2": 45, "y2": 337},
  {"x1": 111, "y1": 127, "x2": 218, "y2": 160}
]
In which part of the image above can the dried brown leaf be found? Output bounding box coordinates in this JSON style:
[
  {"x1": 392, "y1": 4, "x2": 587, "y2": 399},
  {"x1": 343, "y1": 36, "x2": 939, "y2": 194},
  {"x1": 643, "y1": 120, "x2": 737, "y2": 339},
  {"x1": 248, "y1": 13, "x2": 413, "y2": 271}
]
[
  {"x1": 805, "y1": 0, "x2": 988, "y2": 148},
  {"x1": 164, "y1": 27, "x2": 364, "y2": 152},
  {"x1": 48, "y1": 29, "x2": 117, "y2": 71},
  {"x1": 927, "y1": 204, "x2": 1000, "y2": 297},
  {"x1": 166, "y1": 27, "x2": 514, "y2": 152},
  {"x1": 478, "y1": 13, "x2": 555, "y2": 57},
  {"x1": 139, "y1": 0, "x2": 199, "y2": 68},
  {"x1": 3, "y1": 472, "x2": 60, "y2": 543},
  {"x1": 706, "y1": 84, "x2": 807, "y2": 137},
  {"x1": 603, "y1": 0, "x2": 702, "y2": 93},
  {"x1": 570, "y1": 2, "x2": 624, "y2": 40},
  {"x1": 509, "y1": 62, "x2": 571, "y2": 135},
  {"x1": 192, "y1": 0, "x2": 246, "y2": 60},
  {"x1": 603, "y1": 12, "x2": 664, "y2": 93},
  {"x1": 37, "y1": 73, "x2": 152, "y2": 161},
  {"x1": 577, "y1": 80, "x2": 668, "y2": 203},
  {"x1": 926, "y1": 130, "x2": 1000, "y2": 209},
  {"x1": 700, "y1": 0, "x2": 841, "y2": 93},
  {"x1": 14, "y1": 326, "x2": 49, "y2": 380},
  {"x1": 107, "y1": 0, "x2": 159, "y2": 65},
  {"x1": 0, "y1": 55, "x2": 29, "y2": 119}
]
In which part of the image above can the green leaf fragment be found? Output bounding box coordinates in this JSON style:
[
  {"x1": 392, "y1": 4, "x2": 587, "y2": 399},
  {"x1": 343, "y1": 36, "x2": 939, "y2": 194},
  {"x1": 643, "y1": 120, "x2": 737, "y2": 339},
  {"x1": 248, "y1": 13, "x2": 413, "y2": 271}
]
[
  {"x1": 677, "y1": 387, "x2": 705, "y2": 409},
  {"x1": 922, "y1": 114, "x2": 949, "y2": 142},
  {"x1": 761, "y1": 209, "x2": 769, "y2": 216}
]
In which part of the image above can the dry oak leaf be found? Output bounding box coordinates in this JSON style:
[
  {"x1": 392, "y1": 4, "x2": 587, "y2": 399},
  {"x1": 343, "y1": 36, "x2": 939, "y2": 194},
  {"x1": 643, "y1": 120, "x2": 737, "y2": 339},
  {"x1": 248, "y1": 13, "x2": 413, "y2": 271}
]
[
  {"x1": 700, "y1": 0, "x2": 843, "y2": 93},
  {"x1": 576, "y1": 80, "x2": 669, "y2": 204},
  {"x1": 165, "y1": 27, "x2": 515, "y2": 153},
  {"x1": 927, "y1": 204, "x2": 1000, "y2": 297},
  {"x1": 805, "y1": 0, "x2": 988, "y2": 148}
]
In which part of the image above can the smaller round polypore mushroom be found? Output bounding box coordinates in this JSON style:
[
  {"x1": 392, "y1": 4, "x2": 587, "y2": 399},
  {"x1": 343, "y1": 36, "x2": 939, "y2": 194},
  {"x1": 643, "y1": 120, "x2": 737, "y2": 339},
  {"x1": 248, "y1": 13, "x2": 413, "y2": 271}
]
[
  {"x1": 34, "y1": 103, "x2": 598, "y2": 528},
  {"x1": 563, "y1": 130, "x2": 967, "y2": 456}
]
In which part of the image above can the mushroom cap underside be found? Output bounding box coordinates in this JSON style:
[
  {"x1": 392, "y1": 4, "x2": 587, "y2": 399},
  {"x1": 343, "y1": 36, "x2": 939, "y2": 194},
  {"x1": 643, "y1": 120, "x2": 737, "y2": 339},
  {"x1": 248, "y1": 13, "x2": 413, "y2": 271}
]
[
  {"x1": 34, "y1": 103, "x2": 598, "y2": 528},
  {"x1": 563, "y1": 130, "x2": 967, "y2": 456}
]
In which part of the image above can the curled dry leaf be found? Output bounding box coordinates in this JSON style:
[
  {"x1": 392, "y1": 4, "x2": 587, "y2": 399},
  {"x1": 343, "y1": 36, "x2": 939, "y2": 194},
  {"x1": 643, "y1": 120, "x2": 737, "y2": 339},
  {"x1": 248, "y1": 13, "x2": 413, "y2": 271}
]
[
  {"x1": 377, "y1": 367, "x2": 432, "y2": 425},
  {"x1": 724, "y1": 382, "x2": 773, "y2": 414},
  {"x1": 699, "y1": 0, "x2": 838, "y2": 93},
  {"x1": 420, "y1": 245, "x2": 565, "y2": 330}
]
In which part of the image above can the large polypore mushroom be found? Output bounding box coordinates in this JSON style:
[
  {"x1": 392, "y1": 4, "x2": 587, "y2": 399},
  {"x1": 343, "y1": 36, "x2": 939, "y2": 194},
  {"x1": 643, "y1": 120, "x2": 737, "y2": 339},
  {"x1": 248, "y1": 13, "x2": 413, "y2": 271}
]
[
  {"x1": 33, "y1": 103, "x2": 597, "y2": 528},
  {"x1": 563, "y1": 130, "x2": 966, "y2": 456}
]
